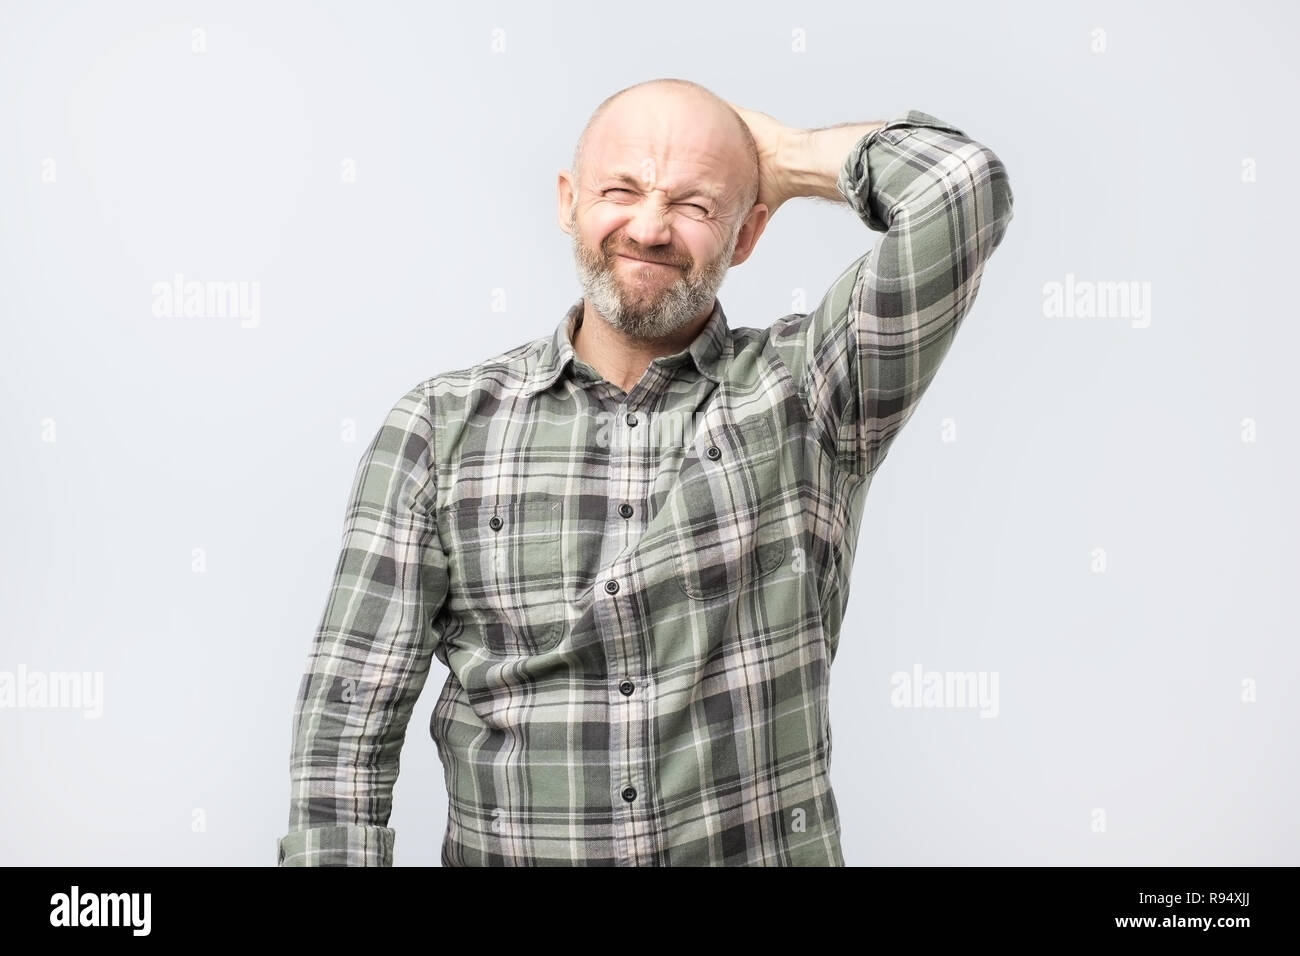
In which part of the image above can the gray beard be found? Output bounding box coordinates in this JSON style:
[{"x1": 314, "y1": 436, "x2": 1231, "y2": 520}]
[{"x1": 569, "y1": 207, "x2": 741, "y2": 341}]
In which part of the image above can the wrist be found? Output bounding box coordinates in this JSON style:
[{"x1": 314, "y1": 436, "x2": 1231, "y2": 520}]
[{"x1": 780, "y1": 123, "x2": 884, "y2": 203}]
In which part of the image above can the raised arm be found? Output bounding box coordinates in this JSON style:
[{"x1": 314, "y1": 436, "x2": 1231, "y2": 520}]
[
  {"x1": 278, "y1": 383, "x2": 448, "y2": 866},
  {"x1": 737, "y1": 105, "x2": 1015, "y2": 477}
]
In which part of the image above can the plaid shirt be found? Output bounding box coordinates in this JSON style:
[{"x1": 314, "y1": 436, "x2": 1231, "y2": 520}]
[{"x1": 279, "y1": 108, "x2": 1014, "y2": 866}]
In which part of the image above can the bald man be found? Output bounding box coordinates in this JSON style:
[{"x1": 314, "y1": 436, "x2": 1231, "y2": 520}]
[
  {"x1": 280, "y1": 78, "x2": 1014, "y2": 866},
  {"x1": 560, "y1": 81, "x2": 766, "y2": 369}
]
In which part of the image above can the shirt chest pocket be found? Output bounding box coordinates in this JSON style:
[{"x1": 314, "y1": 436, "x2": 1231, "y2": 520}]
[
  {"x1": 674, "y1": 414, "x2": 787, "y2": 601},
  {"x1": 442, "y1": 498, "x2": 566, "y2": 656}
]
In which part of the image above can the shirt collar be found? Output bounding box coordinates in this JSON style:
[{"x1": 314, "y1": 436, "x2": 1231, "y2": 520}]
[{"x1": 523, "y1": 297, "x2": 730, "y2": 398}]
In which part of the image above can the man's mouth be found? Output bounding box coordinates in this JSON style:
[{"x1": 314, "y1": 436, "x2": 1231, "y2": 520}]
[{"x1": 617, "y1": 254, "x2": 679, "y2": 269}]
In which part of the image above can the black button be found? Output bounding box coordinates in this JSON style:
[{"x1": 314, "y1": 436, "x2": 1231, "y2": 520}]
[
  {"x1": 706, "y1": 445, "x2": 721, "y2": 461},
  {"x1": 621, "y1": 786, "x2": 637, "y2": 802},
  {"x1": 618, "y1": 503, "x2": 633, "y2": 518},
  {"x1": 625, "y1": 413, "x2": 638, "y2": 426},
  {"x1": 619, "y1": 679, "x2": 634, "y2": 696},
  {"x1": 604, "y1": 579, "x2": 619, "y2": 594},
  {"x1": 488, "y1": 515, "x2": 503, "y2": 531}
]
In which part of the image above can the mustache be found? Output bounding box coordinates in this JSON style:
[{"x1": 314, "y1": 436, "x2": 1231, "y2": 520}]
[
  {"x1": 566, "y1": 211, "x2": 692, "y2": 269},
  {"x1": 605, "y1": 244, "x2": 689, "y2": 269}
]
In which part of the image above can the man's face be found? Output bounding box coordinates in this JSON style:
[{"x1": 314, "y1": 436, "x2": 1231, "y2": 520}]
[
  {"x1": 563, "y1": 99, "x2": 752, "y2": 341},
  {"x1": 568, "y1": 198, "x2": 742, "y2": 341}
]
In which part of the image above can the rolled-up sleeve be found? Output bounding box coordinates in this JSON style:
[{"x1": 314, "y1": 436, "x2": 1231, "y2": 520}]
[
  {"x1": 278, "y1": 383, "x2": 448, "y2": 867},
  {"x1": 771, "y1": 109, "x2": 1015, "y2": 478}
]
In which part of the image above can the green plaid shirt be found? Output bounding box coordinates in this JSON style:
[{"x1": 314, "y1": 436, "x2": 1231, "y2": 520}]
[{"x1": 279, "y1": 109, "x2": 1014, "y2": 866}]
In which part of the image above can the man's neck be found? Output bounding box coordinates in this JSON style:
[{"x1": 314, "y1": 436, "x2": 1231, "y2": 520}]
[{"x1": 572, "y1": 300, "x2": 713, "y2": 394}]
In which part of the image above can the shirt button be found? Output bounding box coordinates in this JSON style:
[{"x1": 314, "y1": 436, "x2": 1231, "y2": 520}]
[
  {"x1": 488, "y1": 515, "x2": 503, "y2": 531},
  {"x1": 625, "y1": 413, "x2": 638, "y2": 427},
  {"x1": 621, "y1": 786, "x2": 637, "y2": 802},
  {"x1": 706, "y1": 445, "x2": 721, "y2": 461},
  {"x1": 618, "y1": 503, "x2": 633, "y2": 518},
  {"x1": 604, "y1": 579, "x2": 619, "y2": 594},
  {"x1": 619, "y1": 679, "x2": 634, "y2": 696}
]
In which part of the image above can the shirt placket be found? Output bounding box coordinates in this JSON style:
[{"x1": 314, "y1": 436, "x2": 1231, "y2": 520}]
[{"x1": 596, "y1": 388, "x2": 674, "y2": 865}]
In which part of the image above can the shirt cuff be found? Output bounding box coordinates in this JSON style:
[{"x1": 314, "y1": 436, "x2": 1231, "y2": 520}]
[
  {"x1": 277, "y1": 824, "x2": 395, "y2": 866},
  {"x1": 836, "y1": 109, "x2": 969, "y2": 231}
]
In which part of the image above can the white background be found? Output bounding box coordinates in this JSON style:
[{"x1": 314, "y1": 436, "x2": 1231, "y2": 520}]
[{"x1": 1, "y1": 0, "x2": 1295, "y2": 865}]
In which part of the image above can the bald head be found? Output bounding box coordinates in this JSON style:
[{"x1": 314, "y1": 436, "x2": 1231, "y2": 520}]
[{"x1": 570, "y1": 78, "x2": 760, "y2": 222}]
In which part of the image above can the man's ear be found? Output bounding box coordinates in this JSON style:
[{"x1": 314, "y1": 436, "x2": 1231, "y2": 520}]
[
  {"x1": 557, "y1": 171, "x2": 576, "y2": 234},
  {"x1": 728, "y1": 203, "x2": 771, "y2": 268}
]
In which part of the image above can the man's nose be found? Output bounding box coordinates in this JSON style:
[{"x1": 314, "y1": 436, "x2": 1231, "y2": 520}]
[{"x1": 621, "y1": 199, "x2": 673, "y2": 250}]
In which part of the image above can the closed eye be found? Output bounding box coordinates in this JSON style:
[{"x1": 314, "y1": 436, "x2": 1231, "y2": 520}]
[{"x1": 602, "y1": 189, "x2": 709, "y2": 215}]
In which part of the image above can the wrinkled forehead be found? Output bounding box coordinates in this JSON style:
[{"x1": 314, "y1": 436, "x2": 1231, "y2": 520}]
[{"x1": 584, "y1": 104, "x2": 744, "y2": 200}]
